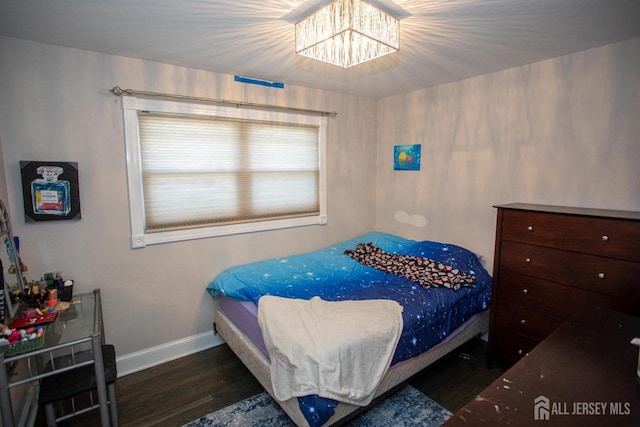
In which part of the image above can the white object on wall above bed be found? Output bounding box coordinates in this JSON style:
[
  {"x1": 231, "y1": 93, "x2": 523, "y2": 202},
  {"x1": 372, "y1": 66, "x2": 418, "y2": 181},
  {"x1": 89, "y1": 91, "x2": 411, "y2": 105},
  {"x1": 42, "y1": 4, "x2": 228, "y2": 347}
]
[{"x1": 394, "y1": 210, "x2": 427, "y2": 228}]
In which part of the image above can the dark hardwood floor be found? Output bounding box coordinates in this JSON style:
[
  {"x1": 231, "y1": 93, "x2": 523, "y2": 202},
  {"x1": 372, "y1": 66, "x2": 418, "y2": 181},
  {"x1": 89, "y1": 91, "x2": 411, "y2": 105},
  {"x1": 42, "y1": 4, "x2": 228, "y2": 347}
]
[
  {"x1": 410, "y1": 337, "x2": 505, "y2": 413},
  {"x1": 35, "y1": 337, "x2": 503, "y2": 426}
]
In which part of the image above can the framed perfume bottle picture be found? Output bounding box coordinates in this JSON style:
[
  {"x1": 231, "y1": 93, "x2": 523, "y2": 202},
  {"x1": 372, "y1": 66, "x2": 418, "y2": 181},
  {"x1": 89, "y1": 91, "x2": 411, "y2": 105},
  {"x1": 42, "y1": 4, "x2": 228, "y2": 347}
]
[{"x1": 20, "y1": 161, "x2": 81, "y2": 222}]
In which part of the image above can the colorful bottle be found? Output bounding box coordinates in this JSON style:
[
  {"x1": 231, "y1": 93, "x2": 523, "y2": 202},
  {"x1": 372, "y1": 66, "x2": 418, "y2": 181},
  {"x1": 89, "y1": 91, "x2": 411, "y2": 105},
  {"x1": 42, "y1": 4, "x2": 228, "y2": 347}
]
[{"x1": 31, "y1": 166, "x2": 71, "y2": 216}]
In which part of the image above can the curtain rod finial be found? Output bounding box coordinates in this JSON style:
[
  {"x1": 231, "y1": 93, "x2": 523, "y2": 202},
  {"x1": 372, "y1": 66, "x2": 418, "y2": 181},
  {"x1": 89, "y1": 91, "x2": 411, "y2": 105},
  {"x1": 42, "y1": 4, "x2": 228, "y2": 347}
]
[{"x1": 111, "y1": 86, "x2": 125, "y2": 96}]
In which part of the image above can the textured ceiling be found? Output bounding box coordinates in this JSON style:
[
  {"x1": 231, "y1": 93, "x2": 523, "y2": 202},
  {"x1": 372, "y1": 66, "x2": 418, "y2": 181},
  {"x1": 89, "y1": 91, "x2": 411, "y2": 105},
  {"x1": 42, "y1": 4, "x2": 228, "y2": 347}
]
[{"x1": 1, "y1": 0, "x2": 639, "y2": 99}]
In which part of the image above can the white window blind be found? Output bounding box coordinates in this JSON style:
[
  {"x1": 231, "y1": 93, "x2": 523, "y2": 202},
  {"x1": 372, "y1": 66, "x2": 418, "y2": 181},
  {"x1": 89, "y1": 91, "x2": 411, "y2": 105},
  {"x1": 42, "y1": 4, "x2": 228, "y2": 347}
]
[{"x1": 121, "y1": 97, "x2": 327, "y2": 248}]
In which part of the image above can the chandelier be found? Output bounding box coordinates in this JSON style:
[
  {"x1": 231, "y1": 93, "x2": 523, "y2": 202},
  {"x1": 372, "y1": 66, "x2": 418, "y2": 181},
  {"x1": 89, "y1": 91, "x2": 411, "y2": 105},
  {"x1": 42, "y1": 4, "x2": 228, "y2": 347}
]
[{"x1": 295, "y1": 0, "x2": 400, "y2": 68}]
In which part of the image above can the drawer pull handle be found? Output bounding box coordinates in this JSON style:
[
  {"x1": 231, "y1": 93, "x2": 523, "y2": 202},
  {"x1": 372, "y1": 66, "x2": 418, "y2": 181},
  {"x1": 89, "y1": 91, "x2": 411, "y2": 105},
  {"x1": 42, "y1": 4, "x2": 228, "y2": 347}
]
[
  {"x1": 520, "y1": 319, "x2": 526, "y2": 325},
  {"x1": 601, "y1": 235, "x2": 609, "y2": 241},
  {"x1": 522, "y1": 289, "x2": 528, "y2": 294},
  {"x1": 525, "y1": 258, "x2": 531, "y2": 263},
  {"x1": 527, "y1": 226, "x2": 533, "y2": 232},
  {"x1": 598, "y1": 272, "x2": 605, "y2": 279},
  {"x1": 518, "y1": 349, "x2": 523, "y2": 355}
]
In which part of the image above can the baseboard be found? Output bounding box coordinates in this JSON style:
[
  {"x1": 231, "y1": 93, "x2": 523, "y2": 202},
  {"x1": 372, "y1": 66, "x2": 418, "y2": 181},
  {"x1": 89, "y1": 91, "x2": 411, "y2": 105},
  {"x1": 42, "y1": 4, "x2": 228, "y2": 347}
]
[{"x1": 116, "y1": 330, "x2": 225, "y2": 377}]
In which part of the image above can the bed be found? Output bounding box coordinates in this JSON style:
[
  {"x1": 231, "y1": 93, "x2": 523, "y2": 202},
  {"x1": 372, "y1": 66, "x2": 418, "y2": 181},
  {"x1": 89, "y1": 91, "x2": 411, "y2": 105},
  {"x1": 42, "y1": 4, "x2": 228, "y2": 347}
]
[{"x1": 206, "y1": 231, "x2": 492, "y2": 426}]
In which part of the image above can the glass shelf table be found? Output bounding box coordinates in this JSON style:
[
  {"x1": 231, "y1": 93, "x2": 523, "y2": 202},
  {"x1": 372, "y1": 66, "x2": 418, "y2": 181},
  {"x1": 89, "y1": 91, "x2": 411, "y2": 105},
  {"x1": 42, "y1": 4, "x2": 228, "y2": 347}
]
[{"x1": 0, "y1": 289, "x2": 111, "y2": 427}]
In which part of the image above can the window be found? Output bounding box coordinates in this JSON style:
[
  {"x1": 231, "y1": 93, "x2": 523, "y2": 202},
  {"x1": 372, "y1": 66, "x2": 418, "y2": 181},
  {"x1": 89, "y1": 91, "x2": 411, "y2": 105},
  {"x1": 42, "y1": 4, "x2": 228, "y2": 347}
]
[{"x1": 121, "y1": 96, "x2": 327, "y2": 248}]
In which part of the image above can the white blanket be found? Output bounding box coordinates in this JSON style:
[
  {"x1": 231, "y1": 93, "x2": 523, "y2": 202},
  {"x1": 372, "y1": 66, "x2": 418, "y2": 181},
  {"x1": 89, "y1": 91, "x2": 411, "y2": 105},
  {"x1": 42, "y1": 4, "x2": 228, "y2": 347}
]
[{"x1": 257, "y1": 295, "x2": 403, "y2": 406}]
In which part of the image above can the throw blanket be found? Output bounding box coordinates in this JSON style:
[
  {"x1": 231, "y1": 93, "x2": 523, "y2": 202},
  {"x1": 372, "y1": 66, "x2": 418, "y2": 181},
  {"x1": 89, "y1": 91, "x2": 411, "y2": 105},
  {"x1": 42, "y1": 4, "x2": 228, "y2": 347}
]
[
  {"x1": 257, "y1": 295, "x2": 404, "y2": 406},
  {"x1": 345, "y1": 242, "x2": 476, "y2": 291}
]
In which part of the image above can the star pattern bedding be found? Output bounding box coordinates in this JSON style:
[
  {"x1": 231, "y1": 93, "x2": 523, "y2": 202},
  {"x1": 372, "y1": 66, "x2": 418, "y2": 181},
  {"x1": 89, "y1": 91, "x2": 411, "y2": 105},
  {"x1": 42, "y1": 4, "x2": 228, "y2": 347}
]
[{"x1": 207, "y1": 231, "x2": 492, "y2": 426}]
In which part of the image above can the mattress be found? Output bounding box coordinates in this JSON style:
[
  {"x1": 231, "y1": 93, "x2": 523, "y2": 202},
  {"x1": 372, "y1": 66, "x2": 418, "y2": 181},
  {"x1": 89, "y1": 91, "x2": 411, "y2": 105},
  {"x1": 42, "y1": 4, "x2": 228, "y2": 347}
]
[
  {"x1": 217, "y1": 294, "x2": 490, "y2": 427},
  {"x1": 219, "y1": 297, "x2": 268, "y2": 357},
  {"x1": 216, "y1": 302, "x2": 490, "y2": 427},
  {"x1": 219, "y1": 295, "x2": 486, "y2": 367}
]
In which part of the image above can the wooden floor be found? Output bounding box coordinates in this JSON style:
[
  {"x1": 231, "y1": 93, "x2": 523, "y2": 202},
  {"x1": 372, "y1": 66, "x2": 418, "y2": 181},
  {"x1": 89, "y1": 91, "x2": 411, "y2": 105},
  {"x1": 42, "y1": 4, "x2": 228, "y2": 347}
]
[{"x1": 35, "y1": 337, "x2": 503, "y2": 426}]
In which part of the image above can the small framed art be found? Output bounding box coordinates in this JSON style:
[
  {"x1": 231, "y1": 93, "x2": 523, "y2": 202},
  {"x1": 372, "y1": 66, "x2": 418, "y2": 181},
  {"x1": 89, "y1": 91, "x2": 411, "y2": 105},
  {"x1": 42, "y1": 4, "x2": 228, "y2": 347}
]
[
  {"x1": 394, "y1": 144, "x2": 421, "y2": 171},
  {"x1": 20, "y1": 161, "x2": 81, "y2": 222}
]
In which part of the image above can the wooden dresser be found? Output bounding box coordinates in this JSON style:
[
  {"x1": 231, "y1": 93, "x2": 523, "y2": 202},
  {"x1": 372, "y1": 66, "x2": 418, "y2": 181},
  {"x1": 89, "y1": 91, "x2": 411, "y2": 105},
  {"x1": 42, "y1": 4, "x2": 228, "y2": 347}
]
[{"x1": 487, "y1": 203, "x2": 640, "y2": 367}]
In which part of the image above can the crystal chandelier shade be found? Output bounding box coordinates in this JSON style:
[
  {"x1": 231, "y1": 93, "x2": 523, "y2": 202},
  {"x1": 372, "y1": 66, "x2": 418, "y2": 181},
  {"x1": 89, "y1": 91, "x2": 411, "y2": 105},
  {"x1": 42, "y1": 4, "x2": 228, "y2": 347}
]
[{"x1": 295, "y1": 0, "x2": 399, "y2": 68}]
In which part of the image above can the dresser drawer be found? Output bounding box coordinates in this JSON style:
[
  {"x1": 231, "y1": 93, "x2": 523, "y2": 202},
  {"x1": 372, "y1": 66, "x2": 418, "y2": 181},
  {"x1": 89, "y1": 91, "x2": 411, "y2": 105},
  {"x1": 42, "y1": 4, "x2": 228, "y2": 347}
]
[
  {"x1": 494, "y1": 300, "x2": 563, "y2": 341},
  {"x1": 491, "y1": 328, "x2": 538, "y2": 366},
  {"x1": 501, "y1": 210, "x2": 565, "y2": 248},
  {"x1": 499, "y1": 241, "x2": 571, "y2": 283},
  {"x1": 564, "y1": 216, "x2": 640, "y2": 262},
  {"x1": 496, "y1": 271, "x2": 624, "y2": 318},
  {"x1": 499, "y1": 241, "x2": 640, "y2": 300}
]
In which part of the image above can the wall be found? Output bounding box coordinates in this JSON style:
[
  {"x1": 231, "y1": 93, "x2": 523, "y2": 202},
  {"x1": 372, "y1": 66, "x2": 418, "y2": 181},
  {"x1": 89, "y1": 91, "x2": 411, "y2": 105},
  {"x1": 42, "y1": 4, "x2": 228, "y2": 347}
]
[
  {"x1": 0, "y1": 37, "x2": 378, "y2": 373},
  {"x1": 375, "y1": 37, "x2": 640, "y2": 269},
  {"x1": 2, "y1": 34, "x2": 639, "y2": 373}
]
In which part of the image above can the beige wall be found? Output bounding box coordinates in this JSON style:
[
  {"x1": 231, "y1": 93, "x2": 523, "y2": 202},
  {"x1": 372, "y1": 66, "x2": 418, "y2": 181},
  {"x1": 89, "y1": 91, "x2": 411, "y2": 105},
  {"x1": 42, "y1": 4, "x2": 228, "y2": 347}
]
[
  {"x1": 0, "y1": 37, "x2": 377, "y2": 362},
  {"x1": 375, "y1": 37, "x2": 640, "y2": 268},
  {"x1": 1, "y1": 35, "x2": 639, "y2": 370}
]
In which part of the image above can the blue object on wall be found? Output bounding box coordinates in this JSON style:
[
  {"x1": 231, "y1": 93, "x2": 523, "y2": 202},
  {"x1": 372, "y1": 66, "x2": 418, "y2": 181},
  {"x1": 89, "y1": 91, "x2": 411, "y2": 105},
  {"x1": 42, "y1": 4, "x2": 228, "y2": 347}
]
[{"x1": 234, "y1": 76, "x2": 284, "y2": 89}]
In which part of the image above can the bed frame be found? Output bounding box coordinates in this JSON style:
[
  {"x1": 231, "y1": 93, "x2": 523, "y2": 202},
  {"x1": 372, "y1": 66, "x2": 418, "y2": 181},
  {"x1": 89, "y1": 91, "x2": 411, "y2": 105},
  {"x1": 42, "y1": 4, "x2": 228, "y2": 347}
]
[{"x1": 215, "y1": 308, "x2": 490, "y2": 427}]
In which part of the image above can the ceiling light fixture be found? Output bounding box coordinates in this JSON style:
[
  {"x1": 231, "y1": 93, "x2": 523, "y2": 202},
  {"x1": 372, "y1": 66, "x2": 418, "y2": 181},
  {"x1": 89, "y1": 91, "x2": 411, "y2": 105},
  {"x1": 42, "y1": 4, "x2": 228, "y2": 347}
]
[{"x1": 295, "y1": 0, "x2": 399, "y2": 68}]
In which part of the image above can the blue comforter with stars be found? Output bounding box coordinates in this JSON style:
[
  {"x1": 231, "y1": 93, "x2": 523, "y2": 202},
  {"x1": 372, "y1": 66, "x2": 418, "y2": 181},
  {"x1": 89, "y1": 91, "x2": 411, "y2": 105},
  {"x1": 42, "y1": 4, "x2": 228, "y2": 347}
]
[{"x1": 207, "y1": 231, "x2": 492, "y2": 427}]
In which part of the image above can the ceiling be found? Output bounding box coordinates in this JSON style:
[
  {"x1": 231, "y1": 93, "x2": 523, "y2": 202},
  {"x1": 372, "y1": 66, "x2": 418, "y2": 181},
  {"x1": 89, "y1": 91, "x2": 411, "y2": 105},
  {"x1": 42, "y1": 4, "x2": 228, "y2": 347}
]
[{"x1": 1, "y1": 0, "x2": 640, "y2": 99}]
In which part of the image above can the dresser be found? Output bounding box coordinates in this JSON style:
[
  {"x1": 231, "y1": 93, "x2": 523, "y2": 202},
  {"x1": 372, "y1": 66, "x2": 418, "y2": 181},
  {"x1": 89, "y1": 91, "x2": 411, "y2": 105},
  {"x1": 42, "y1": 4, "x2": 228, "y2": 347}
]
[{"x1": 487, "y1": 203, "x2": 640, "y2": 367}]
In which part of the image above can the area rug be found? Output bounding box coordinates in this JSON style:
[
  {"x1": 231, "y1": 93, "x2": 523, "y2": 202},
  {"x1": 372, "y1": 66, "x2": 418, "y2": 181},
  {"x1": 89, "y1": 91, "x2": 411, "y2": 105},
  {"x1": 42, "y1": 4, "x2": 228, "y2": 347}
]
[{"x1": 183, "y1": 385, "x2": 452, "y2": 427}]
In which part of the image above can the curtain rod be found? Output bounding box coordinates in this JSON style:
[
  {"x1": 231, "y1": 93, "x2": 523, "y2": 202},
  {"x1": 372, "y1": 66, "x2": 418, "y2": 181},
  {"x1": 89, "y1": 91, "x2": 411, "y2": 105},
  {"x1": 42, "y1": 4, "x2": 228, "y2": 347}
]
[{"x1": 109, "y1": 86, "x2": 337, "y2": 117}]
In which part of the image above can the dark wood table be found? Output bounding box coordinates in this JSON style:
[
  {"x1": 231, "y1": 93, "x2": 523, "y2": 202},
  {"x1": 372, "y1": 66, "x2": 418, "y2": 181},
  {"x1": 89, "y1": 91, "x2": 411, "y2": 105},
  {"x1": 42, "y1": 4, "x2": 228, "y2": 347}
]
[{"x1": 444, "y1": 307, "x2": 640, "y2": 426}]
